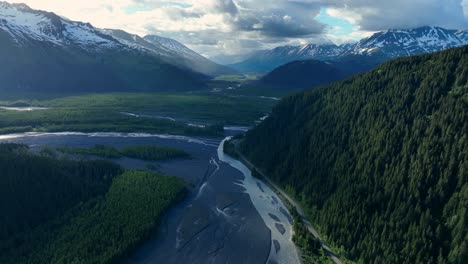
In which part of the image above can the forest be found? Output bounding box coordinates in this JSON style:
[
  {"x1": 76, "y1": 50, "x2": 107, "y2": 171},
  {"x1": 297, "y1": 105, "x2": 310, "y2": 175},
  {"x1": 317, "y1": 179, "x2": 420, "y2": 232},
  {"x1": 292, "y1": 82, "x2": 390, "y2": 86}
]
[
  {"x1": 0, "y1": 107, "x2": 224, "y2": 136},
  {"x1": 0, "y1": 144, "x2": 186, "y2": 263},
  {"x1": 240, "y1": 46, "x2": 467, "y2": 264}
]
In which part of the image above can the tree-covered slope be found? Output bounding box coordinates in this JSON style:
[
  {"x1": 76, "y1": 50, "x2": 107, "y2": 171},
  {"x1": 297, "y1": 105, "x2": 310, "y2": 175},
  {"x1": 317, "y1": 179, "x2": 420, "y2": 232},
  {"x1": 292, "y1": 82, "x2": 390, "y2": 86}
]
[
  {"x1": 259, "y1": 60, "x2": 346, "y2": 90},
  {"x1": 258, "y1": 55, "x2": 381, "y2": 91},
  {"x1": 240, "y1": 46, "x2": 467, "y2": 263},
  {"x1": 0, "y1": 144, "x2": 186, "y2": 264},
  {"x1": 0, "y1": 144, "x2": 122, "y2": 242}
]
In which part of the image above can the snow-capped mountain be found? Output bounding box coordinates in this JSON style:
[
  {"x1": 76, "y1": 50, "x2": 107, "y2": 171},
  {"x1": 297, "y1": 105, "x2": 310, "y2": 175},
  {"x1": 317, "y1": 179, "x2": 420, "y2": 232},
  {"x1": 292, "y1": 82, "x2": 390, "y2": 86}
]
[
  {"x1": 230, "y1": 43, "x2": 351, "y2": 73},
  {"x1": 143, "y1": 35, "x2": 236, "y2": 76},
  {"x1": 144, "y1": 35, "x2": 204, "y2": 61},
  {"x1": 0, "y1": 1, "x2": 232, "y2": 80},
  {"x1": 347, "y1": 26, "x2": 468, "y2": 57},
  {"x1": 0, "y1": 2, "x2": 119, "y2": 50},
  {"x1": 232, "y1": 26, "x2": 468, "y2": 73},
  {"x1": 0, "y1": 1, "x2": 211, "y2": 93},
  {"x1": 100, "y1": 29, "x2": 235, "y2": 76}
]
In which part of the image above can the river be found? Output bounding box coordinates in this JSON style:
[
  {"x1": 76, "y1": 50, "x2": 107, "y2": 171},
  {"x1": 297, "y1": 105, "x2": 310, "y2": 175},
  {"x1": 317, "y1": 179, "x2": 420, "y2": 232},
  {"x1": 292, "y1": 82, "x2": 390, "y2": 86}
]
[{"x1": 0, "y1": 131, "x2": 300, "y2": 264}]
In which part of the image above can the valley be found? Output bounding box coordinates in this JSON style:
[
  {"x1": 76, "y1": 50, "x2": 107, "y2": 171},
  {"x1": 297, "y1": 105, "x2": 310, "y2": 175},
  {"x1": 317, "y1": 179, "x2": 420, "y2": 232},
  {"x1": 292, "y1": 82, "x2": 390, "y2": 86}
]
[
  {"x1": 0, "y1": 1, "x2": 466, "y2": 264},
  {"x1": 0, "y1": 130, "x2": 301, "y2": 264}
]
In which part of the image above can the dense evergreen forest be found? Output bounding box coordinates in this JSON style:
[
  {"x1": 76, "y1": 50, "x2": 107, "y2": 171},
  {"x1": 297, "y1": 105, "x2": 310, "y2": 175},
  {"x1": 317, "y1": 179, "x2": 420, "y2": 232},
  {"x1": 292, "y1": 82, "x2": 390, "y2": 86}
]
[
  {"x1": 0, "y1": 144, "x2": 186, "y2": 263},
  {"x1": 0, "y1": 143, "x2": 122, "y2": 242},
  {"x1": 240, "y1": 46, "x2": 468, "y2": 263}
]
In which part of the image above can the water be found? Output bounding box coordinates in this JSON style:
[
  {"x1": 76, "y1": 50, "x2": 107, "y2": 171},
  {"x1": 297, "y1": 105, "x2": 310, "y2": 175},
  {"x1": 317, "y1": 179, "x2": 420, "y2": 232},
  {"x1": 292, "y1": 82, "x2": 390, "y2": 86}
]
[{"x1": 0, "y1": 131, "x2": 299, "y2": 264}]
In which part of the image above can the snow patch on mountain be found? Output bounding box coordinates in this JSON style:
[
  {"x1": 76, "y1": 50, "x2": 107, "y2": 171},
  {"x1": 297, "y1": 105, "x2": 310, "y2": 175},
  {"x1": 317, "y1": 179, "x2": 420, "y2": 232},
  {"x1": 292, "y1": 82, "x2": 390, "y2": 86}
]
[
  {"x1": 348, "y1": 26, "x2": 468, "y2": 58},
  {"x1": 0, "y1": 1, "x2": 118, "y2": 50}
]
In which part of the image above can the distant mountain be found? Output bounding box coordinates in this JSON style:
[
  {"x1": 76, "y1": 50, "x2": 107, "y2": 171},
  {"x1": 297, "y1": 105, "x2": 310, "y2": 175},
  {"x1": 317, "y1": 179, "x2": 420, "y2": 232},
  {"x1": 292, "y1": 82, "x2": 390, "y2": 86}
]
[
  {"x1": 232, "y1": 26, "x2": 468, "y2": 74},
  {"x1": 259, "y1": 60, "x2": 346, "y2": 90},
  {"x1": 0, "y1": 2, "x2": 229, "y2": 93},
  {"x1": 347, "y1": 26, "x2": 468, "y2": 58},
  {"x1": 240, "y1": 45, "x2": 468, "y2": 264},
  {"x1": 101, "y1": 31, "x2": 235, "y2": 77},
  {"x1": 230, "y1": 44, "x2": 351, "y2": 73},
  {"x1": 144, "y1": 35, "x2": 236, "y2": 76},
  {"x1": 257, "y1": 54, "x2": 383, "y2": 91}
]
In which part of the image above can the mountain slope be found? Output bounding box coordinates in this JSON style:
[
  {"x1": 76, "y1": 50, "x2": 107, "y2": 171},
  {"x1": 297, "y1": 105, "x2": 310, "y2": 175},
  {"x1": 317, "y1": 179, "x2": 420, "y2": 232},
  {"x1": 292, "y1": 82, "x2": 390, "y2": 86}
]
[
  {"x1": 144, "y1": 35, "x2": 236, "y2": 76},
  {"x1": 259, "y1": 60, "x2": 347, "y2": 90},
  {"x1": 230, "y1": 44, "x2": 350, "y2": 73},
  {"x1": 258, "y1": 54, "x2": 382, "y2": 91},
  {"x1": 0, "y1": 2, "x2": 206, "y2": 93},
  {"x1": 239, "y1": 46, "x2": 468, "y2": 263},
  {"x1": 232, "y1": 26, "x2": 468, "y2": 74},
  {"x1": 347, "y1": 26, "x2": 468, "y2": 58},
  {"x1": 99, "y1": 30, "x2": 235, "y2": 77}
]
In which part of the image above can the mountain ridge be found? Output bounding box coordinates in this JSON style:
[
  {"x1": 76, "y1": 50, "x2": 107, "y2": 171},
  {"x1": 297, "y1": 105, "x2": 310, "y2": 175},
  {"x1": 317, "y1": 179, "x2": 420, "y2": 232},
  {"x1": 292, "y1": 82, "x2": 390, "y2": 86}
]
[
  {"x1": 0, "y1": 1, "x2": 231, "y2": 93},
  {"x1": 231, "y1": 26, "x2": 468, "y2": 73},
  {"x1": 239, "y1": 45, "x2": 468, "y2": 263}
]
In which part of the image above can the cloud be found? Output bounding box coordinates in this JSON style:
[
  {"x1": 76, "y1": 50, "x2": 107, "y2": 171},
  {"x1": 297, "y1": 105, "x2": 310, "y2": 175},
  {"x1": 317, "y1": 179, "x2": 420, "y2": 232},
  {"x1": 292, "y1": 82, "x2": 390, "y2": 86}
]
[
  {"x1": 3, "y1": 0, "x2": 468, "y2": 60},
  {"x1": 331, "y1": 0, "x2": 468, "y2": 30}
]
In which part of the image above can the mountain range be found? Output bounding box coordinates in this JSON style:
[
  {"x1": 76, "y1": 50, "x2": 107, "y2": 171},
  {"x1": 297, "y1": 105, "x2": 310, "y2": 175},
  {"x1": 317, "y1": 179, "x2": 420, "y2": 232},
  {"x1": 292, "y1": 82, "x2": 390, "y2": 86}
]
[
  {"x1": 231, "y1": 26, "x2": 468, "y2": 73},
  {"x1": 0, "y1": 2, "x2": 232, "y2": 93}
]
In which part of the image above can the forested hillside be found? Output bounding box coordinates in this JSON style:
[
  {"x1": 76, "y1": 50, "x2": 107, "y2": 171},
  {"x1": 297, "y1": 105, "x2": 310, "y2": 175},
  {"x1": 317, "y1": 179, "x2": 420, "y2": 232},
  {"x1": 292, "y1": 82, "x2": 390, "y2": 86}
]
[
  {"x1": 0, "y1": 144, "x2": 186, "y2": 263},
  {"x1": 240, "y1": 46, "x2": 468, "y2": 263},
  {"x1": 0, "y1": 143, "x2": 122, "y2": 241}
]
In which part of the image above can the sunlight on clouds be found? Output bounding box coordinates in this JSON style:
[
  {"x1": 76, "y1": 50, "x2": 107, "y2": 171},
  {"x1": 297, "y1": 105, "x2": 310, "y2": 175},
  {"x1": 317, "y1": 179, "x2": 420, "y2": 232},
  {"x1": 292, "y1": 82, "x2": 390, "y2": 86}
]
[{"x1": 4, "y1": 0, "x2": 468, "y2": 58}]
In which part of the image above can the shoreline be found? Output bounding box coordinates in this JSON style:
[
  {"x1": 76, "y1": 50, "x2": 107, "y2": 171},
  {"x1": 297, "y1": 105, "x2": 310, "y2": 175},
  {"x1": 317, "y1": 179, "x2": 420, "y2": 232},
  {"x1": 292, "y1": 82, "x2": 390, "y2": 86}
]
[
  {"x1": 232, "y1": 139, "x2": 343, "y2": 264},
  {"x1": 218, "y1": 137, "x2": 301, "y2": 264}
]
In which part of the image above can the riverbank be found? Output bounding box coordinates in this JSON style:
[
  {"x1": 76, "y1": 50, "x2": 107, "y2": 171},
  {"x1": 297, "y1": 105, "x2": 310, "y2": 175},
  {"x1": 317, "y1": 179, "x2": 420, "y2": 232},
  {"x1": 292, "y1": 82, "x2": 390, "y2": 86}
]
[
  {"x1": 0, "y1": 142, "x2": 186, "y2": 264},
  {"x1": 218, "y1": 138, "x2": 301, "y2": 264},
  {"x1": 231, "y1": 139, "x2": 343, "y2": 264},
  {"x1": 0, "y1": 131, "x2": 301, "y2": 264}
]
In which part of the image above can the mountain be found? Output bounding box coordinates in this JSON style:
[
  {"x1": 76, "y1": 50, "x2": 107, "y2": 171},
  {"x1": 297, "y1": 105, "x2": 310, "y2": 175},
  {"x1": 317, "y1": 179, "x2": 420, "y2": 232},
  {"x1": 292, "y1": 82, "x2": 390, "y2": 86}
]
[
  {"x1": 0, "y1": 2, "x2": 216, "y2": 93},
  {"x1": 101, "y1": 30, "x2": 236, "y2": 77},
  {"x1": 232, "y1": 26, "x2": 468, "y2": 74},
  {"x1": 259, "y1": 60, "x2": 346, "y2": 90},
  {"x1": 144, "y1": 35, "x2": 236, "y2": 76},
  {"x1": 258, "y1": 54, "x2": 382, "y2": 91},
  {"x1": 347, "y1": 26, "x2": 468, "y2": 58},
  {"x1": 230, "y1": 43, "x2": 351, "y2": 73},
  {"x1": 239, "y1": 46, "x2": 468, "y2": 263}
]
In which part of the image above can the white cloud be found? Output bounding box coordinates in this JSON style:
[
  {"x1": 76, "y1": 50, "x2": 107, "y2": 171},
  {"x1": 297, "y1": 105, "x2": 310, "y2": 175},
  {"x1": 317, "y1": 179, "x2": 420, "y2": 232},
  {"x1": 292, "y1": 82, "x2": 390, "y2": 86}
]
[
  {"x1": 331, "y1": 0, "x2": 468, "y2": 31},
  {"x1": 4, "y1": 0, "x2": 468, "y2": 60}
]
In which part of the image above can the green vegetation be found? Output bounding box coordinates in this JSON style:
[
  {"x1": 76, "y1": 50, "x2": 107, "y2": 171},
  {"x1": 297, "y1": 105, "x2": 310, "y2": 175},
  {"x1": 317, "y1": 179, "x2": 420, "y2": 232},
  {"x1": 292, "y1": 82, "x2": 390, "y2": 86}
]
[
  {"x1": 0, "y1": 107, "x2": 224, "y2": 136},
  {"x1": 291, "y1": 209, "x2": 332, "y2": 264},
  {"x1": 58, "y1": 144, "x2": 122, "y2": 158},
  {"x1": 240, "y1": 46, "x2": 468, "y2": 263},
  {"x1": 223, "y1": 139, "x2": 239, "y2": 159},
  {"x1": 122, "y1": 145, "x2": 189, "y2": 160},
  {"x1": 0, "y1": 143, "x2": 122, "y2": 245},
  {"x1": 1, "y1": 92, "x2": 274, "y2": 124},
  {"x1": 0, "y1": 144, "x2": 186, "y2": 264},
  {"x1": 57, "y1": 144, "x2": 189, "y2": 161},
  {"x1": 0, "y1": 92, "x2": 276, "y2": 136}
]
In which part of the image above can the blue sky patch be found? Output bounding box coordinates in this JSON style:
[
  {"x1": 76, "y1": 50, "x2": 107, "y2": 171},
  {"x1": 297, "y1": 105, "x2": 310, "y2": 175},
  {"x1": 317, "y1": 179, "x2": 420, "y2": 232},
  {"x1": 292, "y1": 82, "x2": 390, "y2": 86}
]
[{"x1": 316, "y1": 7, "x2": 357, "y2": 39}]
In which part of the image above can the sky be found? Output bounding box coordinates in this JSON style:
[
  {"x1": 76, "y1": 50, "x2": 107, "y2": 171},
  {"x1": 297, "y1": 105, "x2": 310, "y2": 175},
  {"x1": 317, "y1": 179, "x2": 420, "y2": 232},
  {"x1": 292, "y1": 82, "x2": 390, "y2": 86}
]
[{"x1": 6, "y1": 0, "x2": 468, "y2": 62}]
